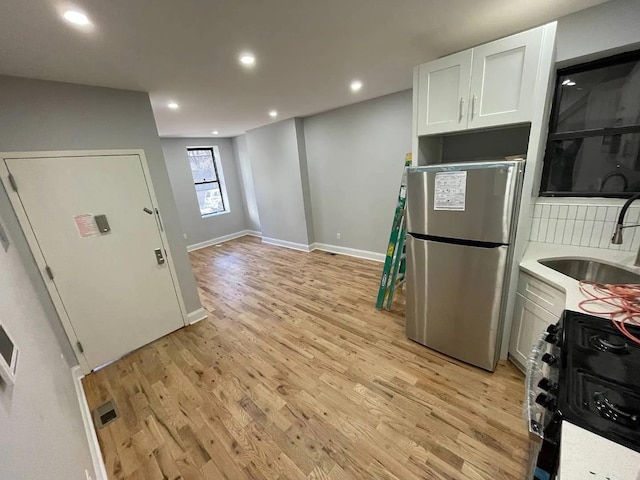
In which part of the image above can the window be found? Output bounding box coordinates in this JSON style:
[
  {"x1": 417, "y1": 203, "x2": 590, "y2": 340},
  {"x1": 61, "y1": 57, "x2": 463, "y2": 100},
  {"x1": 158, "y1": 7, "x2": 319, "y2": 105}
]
[
  {"x1": 187, "y1": 147, "x2": 228, "y2": 216},
  {"x1": 540, "y1": 49, "x2": 640, "y2": 197}
]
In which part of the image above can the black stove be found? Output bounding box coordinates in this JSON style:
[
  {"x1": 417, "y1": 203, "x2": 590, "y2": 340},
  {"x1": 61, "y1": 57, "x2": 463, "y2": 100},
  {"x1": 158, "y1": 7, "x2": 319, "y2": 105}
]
[{"x1": 556, "y1": 311, "x2": 640, "y2": 453}]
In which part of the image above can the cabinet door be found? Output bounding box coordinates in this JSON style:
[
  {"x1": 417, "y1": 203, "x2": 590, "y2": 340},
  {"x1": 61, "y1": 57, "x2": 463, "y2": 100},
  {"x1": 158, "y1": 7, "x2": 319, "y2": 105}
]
[
  {"x1": 509, "y1": 293, "x2": 557, "y2": 368},
  {"x1": 416, "y1": 50, "x2": 472, "y2": 135},
  {"x1": 468, "y1": 26, "x2": 544, "y2": 129}
]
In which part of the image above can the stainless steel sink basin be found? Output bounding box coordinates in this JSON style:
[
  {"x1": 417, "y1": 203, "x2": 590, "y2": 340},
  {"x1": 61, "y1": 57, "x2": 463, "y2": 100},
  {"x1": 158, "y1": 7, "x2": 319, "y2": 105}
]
[{"x1": 538, "y1": 258, "x2": 640, "y2": 284}]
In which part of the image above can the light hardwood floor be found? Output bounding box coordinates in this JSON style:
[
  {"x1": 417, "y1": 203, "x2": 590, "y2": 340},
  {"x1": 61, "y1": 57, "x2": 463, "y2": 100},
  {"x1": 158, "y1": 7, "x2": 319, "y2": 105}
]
[{"x1": 83, "y1": 236, "x2": 528, "y2": 480}]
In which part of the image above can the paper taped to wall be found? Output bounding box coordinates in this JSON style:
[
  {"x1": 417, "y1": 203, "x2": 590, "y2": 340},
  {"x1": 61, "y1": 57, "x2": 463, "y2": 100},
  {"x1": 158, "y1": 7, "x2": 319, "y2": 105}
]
[
  {"x1": 73, "y1": 214, "x2": 100, "y2": 238},
  {"x1": 434, "y1": 171, "x2": 467, "y2": 211}
]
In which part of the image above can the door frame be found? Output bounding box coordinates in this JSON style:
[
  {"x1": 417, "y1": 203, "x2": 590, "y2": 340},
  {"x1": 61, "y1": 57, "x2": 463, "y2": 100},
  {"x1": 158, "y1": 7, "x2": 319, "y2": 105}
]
[{"x1": 0, "y1": 149, "x2": 188, "y2": 373}]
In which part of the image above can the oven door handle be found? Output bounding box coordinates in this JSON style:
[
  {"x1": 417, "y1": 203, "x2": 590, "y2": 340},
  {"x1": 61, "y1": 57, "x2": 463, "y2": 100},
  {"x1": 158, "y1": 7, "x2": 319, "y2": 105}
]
[{"x1": 525, "y1": 333, "x2": 548, "y2": 441}]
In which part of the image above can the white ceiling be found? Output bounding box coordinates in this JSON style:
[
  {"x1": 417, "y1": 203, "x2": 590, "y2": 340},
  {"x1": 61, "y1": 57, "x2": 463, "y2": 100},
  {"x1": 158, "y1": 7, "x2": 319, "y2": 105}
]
[{"x1": 0, "y1": 0, "x2": 610, "y2": 137}]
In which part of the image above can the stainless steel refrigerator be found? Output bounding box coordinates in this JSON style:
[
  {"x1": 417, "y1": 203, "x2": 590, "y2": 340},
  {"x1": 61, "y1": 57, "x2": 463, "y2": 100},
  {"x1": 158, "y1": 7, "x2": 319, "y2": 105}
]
[{"x1": 405, "y1": 159, "x2": 524, "y2": 371}]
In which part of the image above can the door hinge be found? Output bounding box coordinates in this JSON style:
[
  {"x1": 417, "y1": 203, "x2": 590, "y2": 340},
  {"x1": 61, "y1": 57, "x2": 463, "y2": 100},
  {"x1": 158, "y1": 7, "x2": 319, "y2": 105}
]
[
  {"x1": 77, "y1": 341, "x2": 84, "y2": 353},
  {"x1": 7, "y1": 173, "x2": 18, "y2": 192},
  {"x1": 45, "y1": 266, "x2": 54, "y2": 280}
]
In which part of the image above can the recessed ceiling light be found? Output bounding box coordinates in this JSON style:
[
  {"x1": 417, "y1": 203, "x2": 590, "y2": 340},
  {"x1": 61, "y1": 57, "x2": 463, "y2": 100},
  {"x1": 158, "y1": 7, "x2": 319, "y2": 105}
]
[
  {"x1": 269, "y1": 110, "x2": 278, "y2": 118},
  {"x1": 63, "y1": 10, "x2": 90, "y2": 26},
  {"x1": 239, "y1": 53, "x2": 256, "y2": 66},
  {"x1": 212, "y1": 130, "x2": 219, "y2": 135},
  {"x1": 168, "y1": 102, "x2": 179, "y2": 109},
  {"x1": 350, "y1": 80, "x2": 363, "y2": 92}
]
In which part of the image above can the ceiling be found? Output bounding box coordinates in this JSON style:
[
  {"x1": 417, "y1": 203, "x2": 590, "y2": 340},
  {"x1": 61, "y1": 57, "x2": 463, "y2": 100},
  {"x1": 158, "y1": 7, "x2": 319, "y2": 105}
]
[{"x1": 0, "y1": 0, "x2": 610, "y2": 137}]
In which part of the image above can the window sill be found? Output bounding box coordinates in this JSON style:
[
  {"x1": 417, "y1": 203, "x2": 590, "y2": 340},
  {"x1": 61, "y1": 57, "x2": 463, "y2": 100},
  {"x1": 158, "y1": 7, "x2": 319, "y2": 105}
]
[
  {"x1": 535, "y1": 197, "x2": 629, "y2": 206},
  {"x1": 201, "y1": 210, "x2": 230, "y2": 219}
]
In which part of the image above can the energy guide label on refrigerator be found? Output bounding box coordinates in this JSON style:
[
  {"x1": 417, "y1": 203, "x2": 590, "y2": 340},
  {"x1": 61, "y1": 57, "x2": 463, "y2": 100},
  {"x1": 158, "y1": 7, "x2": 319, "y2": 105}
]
[{"x1": 433, "y1": 171, "x2": 467, "y2": 211}]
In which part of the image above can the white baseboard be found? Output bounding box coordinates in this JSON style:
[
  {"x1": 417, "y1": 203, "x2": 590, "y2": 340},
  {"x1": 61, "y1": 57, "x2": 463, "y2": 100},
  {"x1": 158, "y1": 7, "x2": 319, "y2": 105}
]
[
  {"x1": 71, "y1": 366, "x2": 108, "y2": 480},
  {"x1": 187, "y1": 230, "x2": 383, "y2": 262},
  {"x1": 187, "y1": 307, "x2": 208, "y2": 324},
  {"x1": 310, "y1": 242, "x2": 385, "y2": 262},
  {"x1": 187, "y1": 230, "x2": 256, "y2": 252},
  {"x1": 261, "y1": 236, "x2": 312, "y2": 252}
]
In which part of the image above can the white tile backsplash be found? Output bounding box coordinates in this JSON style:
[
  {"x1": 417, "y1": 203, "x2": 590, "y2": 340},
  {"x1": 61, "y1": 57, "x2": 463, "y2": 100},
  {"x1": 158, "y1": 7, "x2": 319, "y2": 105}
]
[{"x1": 530, "y1": 200, "x2": 639, "y2": 252}]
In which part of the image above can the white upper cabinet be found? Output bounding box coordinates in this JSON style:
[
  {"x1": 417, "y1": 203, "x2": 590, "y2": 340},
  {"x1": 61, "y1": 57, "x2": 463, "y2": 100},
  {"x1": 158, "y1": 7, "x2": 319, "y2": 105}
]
[
  {"x1": 468, "y1": 27, "x2": 543, "y2": 129},
  {"x1": 416, "y1": 50, "x2": 472, "y2": 135},
  {"x1": 415, "y1": 24, "x2": 553, "y2": 136}
]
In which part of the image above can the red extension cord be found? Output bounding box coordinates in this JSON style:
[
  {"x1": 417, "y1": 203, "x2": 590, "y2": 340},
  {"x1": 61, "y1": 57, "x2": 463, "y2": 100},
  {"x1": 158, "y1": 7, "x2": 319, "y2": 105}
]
[{"x1": 578, "y1": 281, "x2": 640, "y2": 345}]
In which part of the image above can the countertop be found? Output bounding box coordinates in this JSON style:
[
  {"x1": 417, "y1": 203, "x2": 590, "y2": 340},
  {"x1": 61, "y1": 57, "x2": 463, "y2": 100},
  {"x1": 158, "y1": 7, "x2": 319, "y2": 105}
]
[
  {"x1": 520, "y1": 241, "x2": 640, "y2": 313},
  {"x1": 519, "y1": 241, "x2": 640, "y2": 480},
  {"x1": 560, "y1": 422, "x2": 640, "y2": 480}
]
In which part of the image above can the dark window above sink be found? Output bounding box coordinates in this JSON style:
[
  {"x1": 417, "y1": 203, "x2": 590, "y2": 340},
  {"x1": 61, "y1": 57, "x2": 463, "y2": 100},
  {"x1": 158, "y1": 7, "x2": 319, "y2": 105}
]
[{"x1": 540, "y1": 49, "x2": 640, "y2": 198}]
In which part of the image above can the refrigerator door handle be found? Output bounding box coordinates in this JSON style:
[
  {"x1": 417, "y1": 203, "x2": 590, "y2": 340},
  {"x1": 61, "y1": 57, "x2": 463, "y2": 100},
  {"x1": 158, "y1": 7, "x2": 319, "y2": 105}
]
[{"x1": 407, "y1": 232, "x2": 508, "y2": 249}]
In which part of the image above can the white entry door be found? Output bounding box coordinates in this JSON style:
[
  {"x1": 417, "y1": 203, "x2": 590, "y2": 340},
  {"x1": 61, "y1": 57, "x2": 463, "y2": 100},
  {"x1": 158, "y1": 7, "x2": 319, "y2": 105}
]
[{"x1": 2, "y1": 152, "x2": 185, "y2": 371}]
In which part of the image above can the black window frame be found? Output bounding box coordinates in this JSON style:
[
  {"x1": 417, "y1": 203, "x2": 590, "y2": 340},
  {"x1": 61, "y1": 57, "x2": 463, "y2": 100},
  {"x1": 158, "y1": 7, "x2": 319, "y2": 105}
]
[
  {"x1": 187, "y1": 147, "x2": 227, "y2": 215},
  {"x1": 540, "y1": 48, "x2": 640, "y2": 198}
]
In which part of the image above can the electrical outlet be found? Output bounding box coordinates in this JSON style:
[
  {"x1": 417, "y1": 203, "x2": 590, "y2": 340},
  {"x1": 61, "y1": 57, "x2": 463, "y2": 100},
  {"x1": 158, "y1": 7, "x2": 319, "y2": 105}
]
[{"x1": 336, "y1": 232, "x2": 341, "y2": 240}]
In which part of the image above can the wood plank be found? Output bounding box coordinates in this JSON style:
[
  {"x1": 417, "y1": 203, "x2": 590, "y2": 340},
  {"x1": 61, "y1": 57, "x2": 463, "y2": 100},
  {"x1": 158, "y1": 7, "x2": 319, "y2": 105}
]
[{"x1": 83, "y1": 236, "x2": 528, "y2": 480}]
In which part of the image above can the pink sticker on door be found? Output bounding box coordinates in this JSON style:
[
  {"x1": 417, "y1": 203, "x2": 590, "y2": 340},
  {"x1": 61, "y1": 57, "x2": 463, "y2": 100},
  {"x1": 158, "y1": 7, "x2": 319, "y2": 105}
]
[{"x1": 73, "y1": 214, "x2": 100, "y2": 238}]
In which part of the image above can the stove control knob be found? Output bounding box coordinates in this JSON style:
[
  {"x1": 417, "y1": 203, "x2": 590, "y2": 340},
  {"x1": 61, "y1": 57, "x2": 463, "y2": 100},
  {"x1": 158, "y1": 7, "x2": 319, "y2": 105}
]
[
  {"x1": 541, "y1": 353, "x2": 558, "y2": 366},
  {"x1": 535, "y1": 393, "x2": 557, "y2": 411},
  {"x1": 537, "y1": 378, "x2": 558, "y2": 394},
  {"x1": 544, "y1": 333, "x2": 558, "y2": 344},
  {"x1": 546, "y1": 324, "x2": 559, "y2": 334}
]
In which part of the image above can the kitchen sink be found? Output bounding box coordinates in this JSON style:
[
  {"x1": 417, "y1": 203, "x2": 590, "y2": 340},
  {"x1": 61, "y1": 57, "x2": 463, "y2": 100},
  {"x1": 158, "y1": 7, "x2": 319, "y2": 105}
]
[{"x1": 538, "y1": 258, "x2": 640, "y2": 285}]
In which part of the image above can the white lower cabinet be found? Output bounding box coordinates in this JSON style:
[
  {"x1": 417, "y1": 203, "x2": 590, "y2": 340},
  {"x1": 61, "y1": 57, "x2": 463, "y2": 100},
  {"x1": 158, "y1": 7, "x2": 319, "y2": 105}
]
[{"x1": 509, "y1": 271, "x2": 564, "y2": 369}]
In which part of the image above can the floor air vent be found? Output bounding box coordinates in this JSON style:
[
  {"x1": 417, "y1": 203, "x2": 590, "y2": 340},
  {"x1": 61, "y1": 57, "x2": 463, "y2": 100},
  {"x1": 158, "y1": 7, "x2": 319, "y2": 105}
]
[{"x1": 93, "y1": 399, "x2": 119, "y2": 429}]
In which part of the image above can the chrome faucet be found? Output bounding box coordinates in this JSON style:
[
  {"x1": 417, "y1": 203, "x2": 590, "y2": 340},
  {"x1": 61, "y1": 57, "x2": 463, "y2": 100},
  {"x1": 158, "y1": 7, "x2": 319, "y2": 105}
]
[{"x1": 612, "y1": 192, "x2": 640, "y2": 266}]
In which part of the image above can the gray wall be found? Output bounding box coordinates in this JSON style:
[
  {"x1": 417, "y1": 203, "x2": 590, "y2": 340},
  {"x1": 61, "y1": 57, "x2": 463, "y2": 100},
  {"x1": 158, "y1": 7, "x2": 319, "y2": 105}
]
[
  {"x1": 232, "y1": 135, "x2": 261, "y2": 232},
  {"x1": 295, "y1": 118, "x2": 315, "y2": 244},
  {"x1": 246, "y1": 119, "x2": 312, "y2": 245},
  {"x1": 0, "y1": 216, "x2": 94, "y2": 479},
  {"x1": 303, "y1": 90, "x2": 412, "y2": 253},
  {"x1": 231, "y1": 1, "x2": 640, "y2": 256},
  {"x1": 0, "y1": 75, "x2": 202, "y2": 365},
  {"x1": 556, "y1": 0, "x2": 640, "y2": 64},
  {"x1": 161, "y1": 137, "x2": 248, "y2": 246}
]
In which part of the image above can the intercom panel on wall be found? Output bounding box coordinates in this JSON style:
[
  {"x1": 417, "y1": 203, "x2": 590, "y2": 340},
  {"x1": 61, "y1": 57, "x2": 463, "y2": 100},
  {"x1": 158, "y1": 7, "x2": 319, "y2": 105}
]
[{"x1": 0, "y1": 324, "x2": 18, "y2": 386}]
